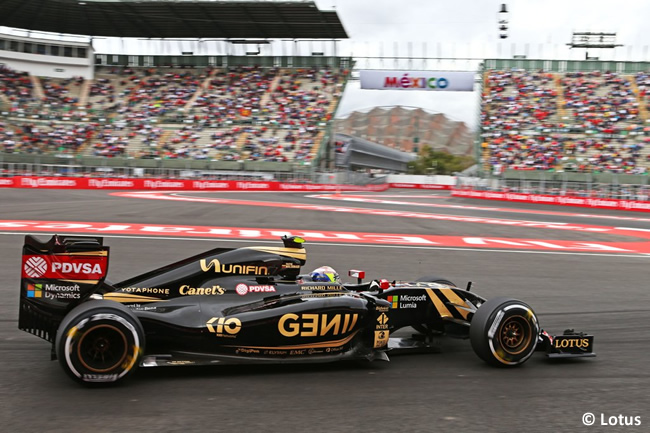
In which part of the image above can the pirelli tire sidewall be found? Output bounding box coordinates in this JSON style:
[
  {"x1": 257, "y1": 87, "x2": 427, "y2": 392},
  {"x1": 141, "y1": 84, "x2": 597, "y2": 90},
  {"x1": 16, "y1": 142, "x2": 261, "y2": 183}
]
[
  {"x1": 470, "y1": 297, "x2": 539, "y2": 367},
  {"x1": 55, "y1": 300, "x2": 145, "y2": 385}
]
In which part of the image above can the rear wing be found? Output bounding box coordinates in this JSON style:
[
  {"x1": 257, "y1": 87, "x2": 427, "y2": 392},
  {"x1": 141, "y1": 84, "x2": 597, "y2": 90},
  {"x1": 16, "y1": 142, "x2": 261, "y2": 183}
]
[{"x1": 19, "y1": 235, "x2": 109, "y2": 343}]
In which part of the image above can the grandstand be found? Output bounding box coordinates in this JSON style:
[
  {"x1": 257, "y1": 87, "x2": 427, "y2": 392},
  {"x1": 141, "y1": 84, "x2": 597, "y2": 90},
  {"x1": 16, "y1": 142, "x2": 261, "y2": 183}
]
[
  {"x1": 0, "y1": 1, "x2": 354, "y2": 173},
  {"x1": 479, "y1": 59, "x2": 650, "y2": 181}
]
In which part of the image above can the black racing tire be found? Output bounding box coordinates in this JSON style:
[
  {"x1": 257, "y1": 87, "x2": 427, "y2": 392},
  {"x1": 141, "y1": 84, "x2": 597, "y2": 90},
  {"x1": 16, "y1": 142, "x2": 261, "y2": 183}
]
[
  {"x1": 415, "y1": 275, "x2": 457, "y2": 287},
  {"x1": 470, "y1": 297, "x2": 539, "y2": 367},
  {"x1": 55, "y1": 300, "x2": 145, "y2": 385}
]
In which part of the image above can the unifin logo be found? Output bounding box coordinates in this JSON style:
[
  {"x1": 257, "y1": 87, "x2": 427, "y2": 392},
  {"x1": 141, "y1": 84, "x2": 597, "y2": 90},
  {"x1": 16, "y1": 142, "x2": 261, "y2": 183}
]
[{"x1": 200, "y1": 258, "x2": 268, "y2": 275}]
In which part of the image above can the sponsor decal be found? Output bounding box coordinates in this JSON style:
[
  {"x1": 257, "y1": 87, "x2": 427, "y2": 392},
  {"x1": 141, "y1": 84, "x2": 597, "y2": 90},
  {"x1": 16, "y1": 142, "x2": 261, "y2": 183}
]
[
  {"x1": 206, "y1": 317, "x2": 241, "y2": 338},
  {"x1": 22, "y1": 255, "x2": 107, "y2": 280},
  {"x1": 121, "y1": 287, "x2": 169, "y2": 295},
  {"x1": 24, "y1": 257, "x2": 48, "y2": 278},
  {"x1": 376, "y1": 313, "x2": 389, "y2": 330},
  {"x1": 374, "y1": 330, "x2": 389, "y2": 348},
  {"x1": 21, "y1": 178, "x2": 77, "y2": 188},
  {"x1": 282, "y1": 263, "x2": 301, "y2": 269},
  {"x1": 88, "y1": 179, "x2": 135, "y2": 189},
  {"x1": 236, "y1": 348, "x2": 261, "y2": 355},
  {"x1": 300, "y1": 284, "x2": 344, "y2": 291},
  {"x1": 39, "y1": 283, "x2": 81, "y2": 300},
  {"x1": 192, "y1": 181, "x2": 229, "y2": 190},
  {"x1": 26, "y1": 283, "x2": 43, "y2": 298},
  {"x1": 236, "y1": 182, "x2": 270, "y2": 190},
  {"x1": 278, "y1": 313, "x2": 358, "y2": 337},
  {"x1": 0, "y1": 178, "x2": 14, "y2": 186},
  {"x1": 376, "y1": 305, "x2": 389, "y2": 313},
  {"x1": 143, "y1": 180, "x2": 185, "y2": 189},
  {"x1": 235, "y1": 283, "x2": 276, "y2": 296},
  {"x1": 179, "y1": 284, "x2": 225, "y2": 296},
  {"x1": 128, "y1": 304, "x2": 158, "y2": 312},
  {"x1": 200, "y1": 258, "x2": 268, "y2": 275},
  {"x1": 554, "y1": 337, "x2": 591, "y2": 349},
  {"x1": 388, "y1": 294, "x2": 427, "y2": 309}
]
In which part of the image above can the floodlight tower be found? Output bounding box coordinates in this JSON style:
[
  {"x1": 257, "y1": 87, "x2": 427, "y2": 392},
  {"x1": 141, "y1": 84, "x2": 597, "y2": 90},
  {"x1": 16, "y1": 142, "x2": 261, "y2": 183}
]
[
  {"x1": 567, "y1": 32, "x2": 623, "y2": 60},
  {"x1": 498, "y1": 4, "x2": 509, "y2": 39}
]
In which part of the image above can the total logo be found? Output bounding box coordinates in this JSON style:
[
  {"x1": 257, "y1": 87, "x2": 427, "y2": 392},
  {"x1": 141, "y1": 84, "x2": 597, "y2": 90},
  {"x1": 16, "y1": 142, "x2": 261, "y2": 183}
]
[
  {"x1": 235, "y1": 283, "x2": 277, "y2": 296},
  {"x1": 22, "y1": 255, "x2": 107, "y2": 280}
]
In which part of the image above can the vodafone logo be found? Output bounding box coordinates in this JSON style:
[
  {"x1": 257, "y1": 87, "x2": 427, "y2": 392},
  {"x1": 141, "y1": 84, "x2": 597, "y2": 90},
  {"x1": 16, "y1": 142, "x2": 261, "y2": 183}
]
[
  {"x1": 24, "y1": 257, "x2": 48, "y2": 278},
  {"x1": 236, "y1": 283, "x2": 249, "y2": 296}
]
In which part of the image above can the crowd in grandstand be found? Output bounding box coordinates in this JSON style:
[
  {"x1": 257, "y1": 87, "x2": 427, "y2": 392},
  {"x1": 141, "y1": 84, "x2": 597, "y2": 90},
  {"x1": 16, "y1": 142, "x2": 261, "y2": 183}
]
[
  {"x1": 3, "y1": 63, "x2": 650, "y2": 174},
  {"x1": 0, "y1": 65, "x2": 345, "y2": 163},
  {"x1": 483, "y1": 69, "x2": 650, "y2": 174}
]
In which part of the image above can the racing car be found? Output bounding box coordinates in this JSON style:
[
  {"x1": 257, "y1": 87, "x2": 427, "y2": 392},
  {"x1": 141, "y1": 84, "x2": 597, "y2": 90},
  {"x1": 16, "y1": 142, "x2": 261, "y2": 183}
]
[{"x1": 19, "y1": 234, "x2": 595, "y2": 385}]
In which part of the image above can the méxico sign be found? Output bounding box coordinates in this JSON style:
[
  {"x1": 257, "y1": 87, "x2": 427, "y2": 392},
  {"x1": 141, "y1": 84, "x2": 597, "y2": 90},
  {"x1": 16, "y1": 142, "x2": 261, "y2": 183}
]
[{"x1": 360, "y1": 70, "x2": 474, "y2": 91}]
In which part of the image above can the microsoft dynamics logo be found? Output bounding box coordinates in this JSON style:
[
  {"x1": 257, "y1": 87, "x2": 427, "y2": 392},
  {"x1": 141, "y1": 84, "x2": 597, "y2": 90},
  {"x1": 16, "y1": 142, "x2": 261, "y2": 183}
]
[{"x1": 26, "y1": 284, "x2": 43, "y2": 298}]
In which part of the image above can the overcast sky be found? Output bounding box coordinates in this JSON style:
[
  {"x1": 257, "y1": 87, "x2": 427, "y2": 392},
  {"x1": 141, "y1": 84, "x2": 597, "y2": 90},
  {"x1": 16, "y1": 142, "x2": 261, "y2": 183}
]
[{"x1": 315, "y1": 0, "x2": 650, "y2": 129}]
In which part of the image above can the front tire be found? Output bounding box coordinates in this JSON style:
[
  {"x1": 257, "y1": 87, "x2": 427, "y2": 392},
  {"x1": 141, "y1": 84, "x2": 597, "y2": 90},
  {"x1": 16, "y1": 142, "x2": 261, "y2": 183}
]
[
  {"x1": 470, "y1": 297, "x2": 539, "y2": 367},
  {"x1": 55, "y1": 300, "x2": 144, "y2": 385}
]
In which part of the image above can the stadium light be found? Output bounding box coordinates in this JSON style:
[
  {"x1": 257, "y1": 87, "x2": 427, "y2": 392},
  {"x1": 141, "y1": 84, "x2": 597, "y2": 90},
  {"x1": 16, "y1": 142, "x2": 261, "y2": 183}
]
[
  {"x1": 567, "y1": 32, "x2": 622, "y2": 60},
  {"x1": 498, "y1": 4, "x2": 508, "y2": 39}
]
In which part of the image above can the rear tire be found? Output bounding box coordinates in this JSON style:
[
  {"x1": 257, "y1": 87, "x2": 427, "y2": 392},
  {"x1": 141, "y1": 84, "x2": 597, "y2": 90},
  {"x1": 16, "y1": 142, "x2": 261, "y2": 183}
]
[
  {"x1": 470, "y1": 297, "x2": 539, "y2": 367},
  {"x1": 55, "y1": 300, "x2": 144, "y2": 385}
]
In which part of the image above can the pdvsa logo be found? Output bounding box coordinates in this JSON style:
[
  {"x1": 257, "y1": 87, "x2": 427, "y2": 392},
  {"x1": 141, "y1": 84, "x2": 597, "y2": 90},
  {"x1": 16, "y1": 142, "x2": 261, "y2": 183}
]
[
  {"x1": 235, "y1": 283, "x2": 276, "y2": 296},
  {"x1": 22, "y1": 255, "x2": 108, "y2": 280},
  {"x1": 24, "y1": 257, "x2": 48, "y2": 278}
]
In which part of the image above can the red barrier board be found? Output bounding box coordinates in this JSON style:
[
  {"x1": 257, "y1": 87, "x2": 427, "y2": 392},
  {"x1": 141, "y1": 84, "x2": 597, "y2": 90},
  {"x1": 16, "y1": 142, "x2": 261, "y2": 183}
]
[
  {"x1": 388, "y1": 183, "x2": 452, "y2": 190},
  {"x1": 451, "y1": 189, "x2": 650, "y2": 212},
  {"x1": 0, "y1": 177, "x2": 389, "y2": 192}
]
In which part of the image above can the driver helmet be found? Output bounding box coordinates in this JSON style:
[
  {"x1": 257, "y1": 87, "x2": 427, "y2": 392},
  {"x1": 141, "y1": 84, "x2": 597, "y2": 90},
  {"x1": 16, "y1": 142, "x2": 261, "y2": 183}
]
[{"x1": 310, "y1": 266, "x2": 340, "y2": 283}]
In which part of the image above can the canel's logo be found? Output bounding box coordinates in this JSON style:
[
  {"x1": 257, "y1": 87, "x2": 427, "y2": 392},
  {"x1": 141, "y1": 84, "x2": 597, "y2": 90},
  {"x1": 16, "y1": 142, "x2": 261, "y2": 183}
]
[{"x1": 200, "y1": 258, "x2": 268, "y2": 275}]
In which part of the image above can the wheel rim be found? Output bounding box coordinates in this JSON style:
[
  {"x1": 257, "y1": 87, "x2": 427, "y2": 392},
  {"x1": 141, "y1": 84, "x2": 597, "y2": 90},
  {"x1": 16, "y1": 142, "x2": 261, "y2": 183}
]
[
  {"x1": 498, "y1": 315, "x2": 532, "y2": 356},
  {"x1": 77, "y1": 324, "x2": 128, "y2": 373}
]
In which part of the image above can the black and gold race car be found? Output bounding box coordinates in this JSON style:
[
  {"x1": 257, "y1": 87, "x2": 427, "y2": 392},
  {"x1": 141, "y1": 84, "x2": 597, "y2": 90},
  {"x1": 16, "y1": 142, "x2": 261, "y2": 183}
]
[{"x1": 19, "y1": 235, "x2": 595, "y2": 385}]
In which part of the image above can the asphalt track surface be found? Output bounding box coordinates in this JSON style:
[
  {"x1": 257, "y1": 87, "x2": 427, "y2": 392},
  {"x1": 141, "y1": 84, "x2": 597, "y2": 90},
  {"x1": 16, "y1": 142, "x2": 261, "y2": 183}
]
[{"x1": 0, "y1": 189, "x2": 648, "y2": 433}]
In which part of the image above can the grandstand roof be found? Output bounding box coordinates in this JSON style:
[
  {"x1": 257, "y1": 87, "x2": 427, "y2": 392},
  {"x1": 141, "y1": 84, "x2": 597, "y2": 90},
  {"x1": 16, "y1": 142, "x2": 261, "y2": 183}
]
[{"x1": 0, "y1": 0, "x2": 348, "y2": 39}]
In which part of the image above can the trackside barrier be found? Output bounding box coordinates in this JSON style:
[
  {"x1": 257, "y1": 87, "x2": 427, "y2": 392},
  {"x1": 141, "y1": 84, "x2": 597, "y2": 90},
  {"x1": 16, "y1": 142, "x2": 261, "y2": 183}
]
[
  {"x1": 451, "y1": 189, "x2": 650, "y2": 213},
  {"x1": 388, "y1": 183, "x2": 452, "y2": 190},
  {"x1": 0, "y1": 177, "x2": 389, "y2": 192}
]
